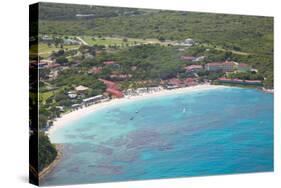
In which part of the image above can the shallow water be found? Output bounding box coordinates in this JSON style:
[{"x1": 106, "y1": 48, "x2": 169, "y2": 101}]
[{"x1": 42, "y1": 87, "x2": 273, "y2": 186}]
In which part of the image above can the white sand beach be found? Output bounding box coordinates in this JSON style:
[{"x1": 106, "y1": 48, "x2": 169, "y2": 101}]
[{"x1": 48, "y1": 84, "x2": 228, "y2": 136}]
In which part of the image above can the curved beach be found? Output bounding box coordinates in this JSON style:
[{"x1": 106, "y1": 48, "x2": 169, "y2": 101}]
[
  {"x1": 48, "y1": 84, "x2": 227, "y2": 136},
  {"x1": 42, "y1": 85, "x2": 273, "y2": 186}
]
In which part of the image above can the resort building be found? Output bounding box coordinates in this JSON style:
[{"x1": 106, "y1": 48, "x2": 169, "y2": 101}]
[
  {"x1": 205, "y1": 61, "x2": 236, "y2": 72},
  {"x1": 184, "y1": 78, "x2": 198, "y2": 86},
  {"x1": 181, "y1": 56, "x2": 196, "y2": 61},
  {"x1": 124, "y1": 86, "x2": 163, "y2": 96},
  {"x1": 99, "y1": 79, "x2": 124, "y2": 98},
  {"x1": 176, "y1": 38, "x2": 195, "y2": 47},
  {"x1": 71, "y1": 104, "x2": 82, "y2": 110},
  {"x1": 222, "y1": 61, "x2": 236, "y2": 72},
  {"x1": 75, "y1": 85, "x2": 89, "y2": 93},
  {"x1": 106, "y1": 88, "x2": 124, "y2": 98},
  {"x1": 67, "y1": 91, "x2": 78, "y2": 99},
  {"x1": 103, "y1": 60, "x2": 120, "y2": 68},
  {"x1": 185, "y1": 65, "x2": 203, "y2": 73},
  {"x1": 82, "y1": 95, "x2": 105, "y2": 106},
  {"x1": 237, "y1": 63, "x2": 251, "y2": 72},
  {"x1": 217, "y1": 77, "x2": 262, "y2": 86},
  {"x1": 99, "y1": 79, "x2": 118, "y2": 89},
  {"x1": 205, "y1": 62, "x2": 223, "y2": 71},
  {"x1": 103, "y1": 61, "x2": 117, "y2": 65},
  {"x1": 110, "y1": 74, "x2": 132, "y2": 81}
]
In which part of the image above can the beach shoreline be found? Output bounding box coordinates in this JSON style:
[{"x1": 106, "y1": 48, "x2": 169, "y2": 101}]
[{"x1": 48, "y1": 84, "x2": 228, "y2": 137}]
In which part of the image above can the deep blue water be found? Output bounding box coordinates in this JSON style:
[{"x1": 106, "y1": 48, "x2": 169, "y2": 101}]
[{"x1": 42, "y1": 87, "x2": 273, "y2": 186}]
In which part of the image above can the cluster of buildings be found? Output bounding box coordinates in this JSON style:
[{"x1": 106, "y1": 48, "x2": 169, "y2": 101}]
[
  {"x1": 40, "y1": 35, "x2": 81, "y2": 45},
  {"x1": 68, "y1": 85, "x2": 111, "y2": 110},
  {"x1": 110, "y1": 73, "x2": 132, "y2": 81},
  {"x1": 30, "y1": 59, "x2": 61, "y2": 70},
  {"x1": 184, "y1": 61, "x2": 252, "y2": 73},
  {"x1": 99, "y1": 79, "x2": 124, "y2": 98},
  {"x1": 124, "y1": 86, "x2": 163, "y2": 96},
  {"x1": 103, "y1": 60, "x2": 120, "y2": 68},
  {"x1": 217, "y1": 77, "x2": 262, "y2": 86},
  {"x1": 161, "y1": 78, "x2": 198, "y2": 89},
  {"x1": 175, "y1": 38, "x2": 196, "y2": 47},
  {"x1": 181, "y1": 55, "x2": 205, "y2": 62}
]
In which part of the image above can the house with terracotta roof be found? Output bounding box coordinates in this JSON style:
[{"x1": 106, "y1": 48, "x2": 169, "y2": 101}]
[
  {"x1": 222, "y1": 61, "x2": 236, "y2": 72},
  {"x1": 106, "y1": 88, "x2": 124, "y2": 98},
  {"x1": 205, "y1": 62, "x2": 223, "y2": 71},
  {"x1": 110, "y1": 74, "x2": 132, "y2": 81},
  {"x1": 185, "y1": 65, "x2": 203, "y2": 73},
  {"x1": 181, "y1": 56, "x2": 196, "y2": 61},
  {"x1": 184, "y1": 78, "x2": 198, "y2": 86},
  {"x1": 205, "y1": 61, "x2": 236, "y2": 72},
  {"x1": 217, "y1": 77, "x2": 262, "y2": 85},
  {"x1": 98, "y1": 79, "x2": 124, "y2": 98}
]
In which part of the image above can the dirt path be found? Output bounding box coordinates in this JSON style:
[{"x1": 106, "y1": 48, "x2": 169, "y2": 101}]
[{"x1": 77, "y1": 36, "x2": 88, "y2": 45}]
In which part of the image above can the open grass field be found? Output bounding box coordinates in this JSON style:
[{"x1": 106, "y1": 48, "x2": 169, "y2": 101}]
[
  {"x1": 81, "y1": 36, "x2": 174, "y2": 47},
  {"x1": 30, "y1": 43, "x2": 80, "y2": 58},
  {"x1": 39, "y1": 91, "x2": 54, "y2": 104}
]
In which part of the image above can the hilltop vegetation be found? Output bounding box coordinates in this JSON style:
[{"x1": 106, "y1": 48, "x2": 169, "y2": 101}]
[{"x1": 39, "y1": 3, "x2": 273, "y2": 55}]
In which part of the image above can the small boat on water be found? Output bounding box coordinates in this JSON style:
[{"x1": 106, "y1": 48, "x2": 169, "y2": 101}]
[
  {"x1": 135, "y1": 110, "x2": 139, "y2": 113},
  {"x1": 182, "y1": 108, "x2": 186, "y2": 113}
]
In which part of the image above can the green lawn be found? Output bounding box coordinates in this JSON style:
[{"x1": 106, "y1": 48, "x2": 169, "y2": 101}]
[
  {"x1": 30, "y1": 43, "x2": 80, "y2": 58},
  {"x1": 81, "y1": 36, "x2": 173, "y2": 47},
  {"x1": 39, "y1": 91, "x2": 54, "y2": 104}
]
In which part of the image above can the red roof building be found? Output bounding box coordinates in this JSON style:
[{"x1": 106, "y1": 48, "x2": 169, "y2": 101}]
[
  {"x1": 110, "y1": 74, "x2": 132, "y2": 80},
  {"x1": 167, "y1": 78, "x2": 183, "y2": 86},
  {"x1": 103, "y1": 61, "x2": 116, "y2": 65},
  {"x1": 184, "y1": 78, "x2": 198, "y2": 86},
  {"x1": 205, "y1": 61, "x2": 236, "y2": 72},
  {"x1": 217, "y1": 77, "x2": 262, "y2": 85},
  {"x1": 99, "y1": 79, "x2": 124, "y2": 98},
  {"x1": 181, "y1": 56, "x2": 196, "y2": 61},
  {"x1": 185, "y1": 65, "x2": 203, "y2": 72},
  {"x1": 106, "y1": 88, "x2": 124, "y2": 98},
  {"x1": 99, "y1": 79, "x2": 118, "y2": 89}
]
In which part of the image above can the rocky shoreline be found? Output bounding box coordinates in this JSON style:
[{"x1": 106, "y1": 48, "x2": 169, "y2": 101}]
[{"x1": 39, "y1": 144, "x2": 63, "y2": 181}]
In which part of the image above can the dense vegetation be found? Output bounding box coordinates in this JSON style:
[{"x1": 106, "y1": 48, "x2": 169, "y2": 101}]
[
  {"x1": 38, "y1": 3, "x2": 273, "y2": 87},
  {"x1": 39, "y1": 3, "x2": 273, "y2": 55},
  {"x1": 38, "y1": 133, "x2": 57, "y2": 171},
  {"x1": 38, "y1": 3, "x2": 153, "y2": 20}
]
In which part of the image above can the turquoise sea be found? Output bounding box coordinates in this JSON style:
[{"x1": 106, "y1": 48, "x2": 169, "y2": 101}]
[{"x1": 42, "y1": 87, "x2": 273, "y2": 186}]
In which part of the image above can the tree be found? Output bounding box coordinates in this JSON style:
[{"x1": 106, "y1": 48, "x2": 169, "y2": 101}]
[
  {"x1": 56, "y1": 56, "x2": 68, "y2": 65},
  {"x1": 158, "y1": 36, "x2": 166, "y2": 42},
  {"x1": 38, "y1": 132, "x2": 57, "y2": 171}
]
